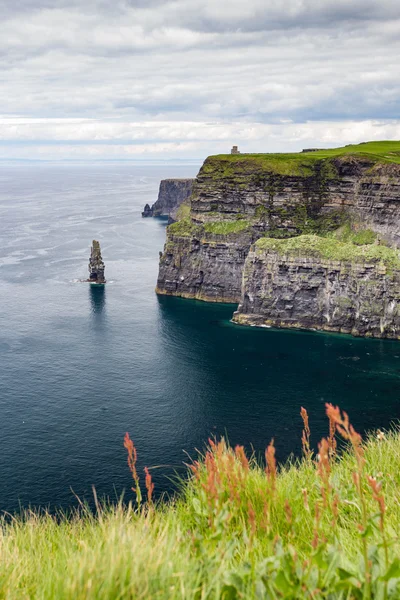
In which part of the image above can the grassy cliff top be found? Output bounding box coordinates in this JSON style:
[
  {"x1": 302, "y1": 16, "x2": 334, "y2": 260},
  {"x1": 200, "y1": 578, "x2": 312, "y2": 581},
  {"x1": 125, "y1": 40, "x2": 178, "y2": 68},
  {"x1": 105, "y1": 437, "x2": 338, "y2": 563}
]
[
  {"x1": 297, "y1": 140, "x2": 400, "y2": 162},
  {"x1": 256, "y1": 233, "x2": 400, "y2": 269},
  {"x1": 203, "y1": 140, "x2": 400, "y2": 177}
]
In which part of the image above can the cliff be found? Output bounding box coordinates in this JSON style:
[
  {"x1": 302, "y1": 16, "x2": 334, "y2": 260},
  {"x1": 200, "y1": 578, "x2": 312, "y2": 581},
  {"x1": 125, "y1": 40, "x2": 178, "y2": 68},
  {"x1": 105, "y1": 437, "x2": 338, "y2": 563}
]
[
  {"x1": 232, "y1": 235, "x2": 400, "y2": 339},
  {"x1": 142, "y1": 179, "x2": 194, "y2": 221},
  {"x1": 156, "y1": 141, "x2": 400, "y2": 337}
]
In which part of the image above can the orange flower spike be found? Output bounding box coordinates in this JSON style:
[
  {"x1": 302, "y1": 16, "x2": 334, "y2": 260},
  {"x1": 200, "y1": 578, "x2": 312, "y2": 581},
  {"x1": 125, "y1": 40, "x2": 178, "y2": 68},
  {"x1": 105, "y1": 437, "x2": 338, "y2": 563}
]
[
  {"x1": 327, "y1": 410, "x2": 337, "y2": 457},
  {"x1": 325, "y1": 403, "x2": 351, "y2": 435},
  {"x1": 300, "y1": 407, "x2": 312, "y2": 459},
  {"x1": 265, "y1": 439, "x2": 277, "y2": 492},
  {"x1": 317, "y1": 438, "x2": 331, "y2": 477},
  {"x1": 144, "y1": 467, "x2": 154, "y2": 504},
  {"x1": 349, "y1": 425, "x2": 362, "y2": 447},
  {"x1": 188, "y1": 460, "x2": 201, "y2": 479},
  {"x1": 203, "y1": 452, "x2": 218, "y2": 502},
  {"x1": 216, "y1": 439, "x2": 225, "y2": 460},
  {"x1": 300, "y1": 407, "x2": 310, "y2": 437},
  {"x1": 123, "y1": 432, "x2": 134, "y2": 467},
  {"x1": 325, "y1": 403, "x2": 341, "y2": 426},
  {"x1": 124, "y1": 432, "x2": 139, "y2": 488},
  {"x1": 235, "y1": 445, "x2": 249, "y2": 472}
]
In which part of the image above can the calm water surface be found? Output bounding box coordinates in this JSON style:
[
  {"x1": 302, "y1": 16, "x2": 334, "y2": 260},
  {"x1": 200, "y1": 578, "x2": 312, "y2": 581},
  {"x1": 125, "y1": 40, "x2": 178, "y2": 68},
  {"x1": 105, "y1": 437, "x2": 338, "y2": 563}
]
[{"x1": 1, "y1": 163, "x2": 400, "y2": 513}]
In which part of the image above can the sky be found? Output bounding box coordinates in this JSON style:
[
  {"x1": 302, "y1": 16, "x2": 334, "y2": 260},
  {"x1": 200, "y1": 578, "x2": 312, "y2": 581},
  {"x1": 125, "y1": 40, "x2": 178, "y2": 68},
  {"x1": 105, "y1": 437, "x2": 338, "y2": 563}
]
[{"x1": 0, "y1": 0, "x2": 399, "y2": 160}]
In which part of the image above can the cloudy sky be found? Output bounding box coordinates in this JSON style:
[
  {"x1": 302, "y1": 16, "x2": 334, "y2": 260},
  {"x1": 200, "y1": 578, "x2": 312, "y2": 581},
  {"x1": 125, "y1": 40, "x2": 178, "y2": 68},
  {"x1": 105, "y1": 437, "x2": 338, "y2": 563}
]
[{"x1": 1, "y1": 0, "x2": 399, "y2": 160}]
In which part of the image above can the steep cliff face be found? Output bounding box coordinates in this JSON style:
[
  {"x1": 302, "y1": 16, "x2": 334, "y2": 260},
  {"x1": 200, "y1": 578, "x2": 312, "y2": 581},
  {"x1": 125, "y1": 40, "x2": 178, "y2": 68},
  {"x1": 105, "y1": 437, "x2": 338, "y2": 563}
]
[
  {"x1": 156, "y1": 151, "x2": 400, "y2": 305},
  {"x1": 191, "y1": 155, "x2": 400, "y2": 243},
  {"x1": 232, "y1": 235, "x2": 400, "y2": 339},
  {"x1": 156, "y1": 226, "x2": 255, "y2": 302},
  {"x1": 142, "y1": 179, "x2": 194, "y2": 220}
]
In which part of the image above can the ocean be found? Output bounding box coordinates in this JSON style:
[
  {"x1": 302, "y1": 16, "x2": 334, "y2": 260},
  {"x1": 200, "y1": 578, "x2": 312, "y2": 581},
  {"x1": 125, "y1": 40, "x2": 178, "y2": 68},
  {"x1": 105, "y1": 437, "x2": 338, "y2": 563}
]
[{"x1": 1, "y1": 162, "x2": 400, "y2": 513}]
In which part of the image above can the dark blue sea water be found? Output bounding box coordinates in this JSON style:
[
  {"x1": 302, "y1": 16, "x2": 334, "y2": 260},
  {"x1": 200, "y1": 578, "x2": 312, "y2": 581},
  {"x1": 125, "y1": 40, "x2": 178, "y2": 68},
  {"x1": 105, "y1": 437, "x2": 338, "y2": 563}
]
[{"x1": 1, "y1": 163, "x2": 400, "y2": 514}]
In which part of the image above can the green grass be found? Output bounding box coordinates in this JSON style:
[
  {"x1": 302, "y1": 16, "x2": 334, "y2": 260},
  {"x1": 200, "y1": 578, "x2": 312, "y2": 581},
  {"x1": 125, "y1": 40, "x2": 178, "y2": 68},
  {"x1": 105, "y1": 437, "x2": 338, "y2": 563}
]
[
  {"x1": 202, "y1": 153, "x2": 331, "y2": 178},
  {"x1": 168, "y1": 217, "x2": 200, "y2": 237},
  {"x1": 256, "y1": 234, "x2": 400, "y2": 269},
  {"x1": 1, "y1": 408, "x2": 400, "y2": 599},
  {"x1": 175, "y1": 202, "x2": 191, "y2": 221},
  {"x1": 300, "y1": 140, "x2": 400, "y2": 163},
  {"x1": 203, "y1": 219, "x2": 251, "y2": 235},
  {"x1": 202, "y1": 141, "x2": 400, "y2": 179},
  {"x1": 329, "y1": 222, "x2": 378, "y2": 246}
]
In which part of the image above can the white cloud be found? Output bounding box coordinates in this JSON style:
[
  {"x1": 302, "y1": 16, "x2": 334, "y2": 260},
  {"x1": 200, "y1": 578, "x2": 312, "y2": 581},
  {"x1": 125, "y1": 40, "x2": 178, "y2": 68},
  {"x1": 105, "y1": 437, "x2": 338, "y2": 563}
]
[
  {"x1": 1, "y1": 117, "x2": 399, "y2": 160},
  {"x1": 0, "y1": 0, "x2": 399, "y2": 159}
]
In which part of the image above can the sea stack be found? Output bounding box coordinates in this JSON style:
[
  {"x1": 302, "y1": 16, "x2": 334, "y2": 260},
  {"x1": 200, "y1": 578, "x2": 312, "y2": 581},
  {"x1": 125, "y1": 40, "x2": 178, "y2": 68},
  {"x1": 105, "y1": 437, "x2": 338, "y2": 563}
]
[
  {"x1": 88, "y1": 240, "x2": 106, "y2": 284},
  {"x1": 142, "y1": 203, "x2": 153, "y2": 217}
]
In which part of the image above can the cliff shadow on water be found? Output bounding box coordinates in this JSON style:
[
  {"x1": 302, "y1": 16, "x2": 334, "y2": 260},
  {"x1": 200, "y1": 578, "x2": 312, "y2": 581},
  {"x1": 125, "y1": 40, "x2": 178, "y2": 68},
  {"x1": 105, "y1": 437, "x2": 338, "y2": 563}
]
[{"x1": 156, "y1": 294, "x2": 400, "y2": 461}]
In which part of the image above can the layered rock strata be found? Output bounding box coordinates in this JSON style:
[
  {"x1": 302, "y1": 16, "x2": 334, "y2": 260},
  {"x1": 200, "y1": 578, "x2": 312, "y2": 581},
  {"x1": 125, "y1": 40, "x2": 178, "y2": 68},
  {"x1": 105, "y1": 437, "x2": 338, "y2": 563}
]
[
  {"x1": 232, "y1": 235, "x2": 400, "y2": 339},
  {"x1": 157, "y1": 227, "x2": 256, "y2": 302},
  {"x1": 142, "y1": 179, "x2": 194, "y2": 221},
  {"x1": 156, "y1": 154, "x2": 400, "y2": 305}
]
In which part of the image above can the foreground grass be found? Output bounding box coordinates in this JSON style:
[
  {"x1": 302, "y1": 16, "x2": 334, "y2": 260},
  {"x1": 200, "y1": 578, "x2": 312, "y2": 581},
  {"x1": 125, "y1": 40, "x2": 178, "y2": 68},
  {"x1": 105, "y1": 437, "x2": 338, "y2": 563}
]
[{"x1": 1, "y1": 407, "x2": 400, "y2": 599}]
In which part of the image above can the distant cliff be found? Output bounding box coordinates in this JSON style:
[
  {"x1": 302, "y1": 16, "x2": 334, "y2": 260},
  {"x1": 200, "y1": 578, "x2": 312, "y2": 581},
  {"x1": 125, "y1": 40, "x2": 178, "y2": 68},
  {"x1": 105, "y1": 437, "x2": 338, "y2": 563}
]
[
  {"x1": 156, "y1": 142, "x2": 400, "y2": 338},
  {"x1": 142, "y1": 179, "x2": 194, "y2": 221}
]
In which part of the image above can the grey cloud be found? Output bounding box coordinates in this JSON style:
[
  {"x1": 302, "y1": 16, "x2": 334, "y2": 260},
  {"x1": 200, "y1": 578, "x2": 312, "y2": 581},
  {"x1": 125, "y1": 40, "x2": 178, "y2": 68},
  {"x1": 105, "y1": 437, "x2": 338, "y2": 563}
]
[
  {"x1": 0, "y1": 0, "x2": 399, "y2": 159},
  {"x1": 2, "y1": 0, "x2": 399, "y2": 31}
]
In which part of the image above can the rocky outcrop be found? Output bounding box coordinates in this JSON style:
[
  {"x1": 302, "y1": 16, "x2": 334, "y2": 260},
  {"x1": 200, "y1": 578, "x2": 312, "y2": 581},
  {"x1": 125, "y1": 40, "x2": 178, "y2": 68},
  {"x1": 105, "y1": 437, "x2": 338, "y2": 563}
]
[
  {"x1": 142, "y1": 203, "x2": 152, "y2": 217},
  {"x1": 88, "y1": 240, "x2": 106, "y2": 283},
  {"x1": 156, "y1": 154, "x2": 400, "y2": 305},
  {"x1": 142, "y1": 179, "x2": 194, "y2": 221},
  {"x1": 232, "y1": 235, "x2": 400, "y2": 339}
]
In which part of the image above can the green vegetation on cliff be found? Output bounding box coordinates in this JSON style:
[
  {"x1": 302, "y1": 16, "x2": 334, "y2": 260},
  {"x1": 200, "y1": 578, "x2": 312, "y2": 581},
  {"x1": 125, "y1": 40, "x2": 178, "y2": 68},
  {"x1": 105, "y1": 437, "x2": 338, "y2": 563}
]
[
  {"x1": 168, "y1": 217, "x2": 251, "y2": 238},
  {"x1": 202, "y1": 153, "x2": 337, "y2": 178},
  {"x1": 330, "y1": 222, "x2": 378, "y2": 246},
  {"x1": 301, "y1": 140, "x2": 400, "y2": 163},
  {"x1": 204, "y1": 219, "x2": 251, "y2": 235},
  {"x1": 2, "y1": 407, "x2": 400, "y2": 599},
  {"x1": 256, "y1": 234, "x2": 400, "y2": 269},
  {"x1": 175, "y1": 202, "x2": 191, "y2": 221},
  {"x1": 168, "y1": 217, "x2": 200, "y2": 237}
]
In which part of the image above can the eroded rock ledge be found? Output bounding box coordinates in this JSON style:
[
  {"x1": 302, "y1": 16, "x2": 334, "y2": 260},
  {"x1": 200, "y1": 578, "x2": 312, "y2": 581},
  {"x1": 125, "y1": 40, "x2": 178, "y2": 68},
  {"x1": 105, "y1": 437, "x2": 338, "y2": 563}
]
[{"x1": 232, "y1": 235, "x2": 400, "y2": 339}]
